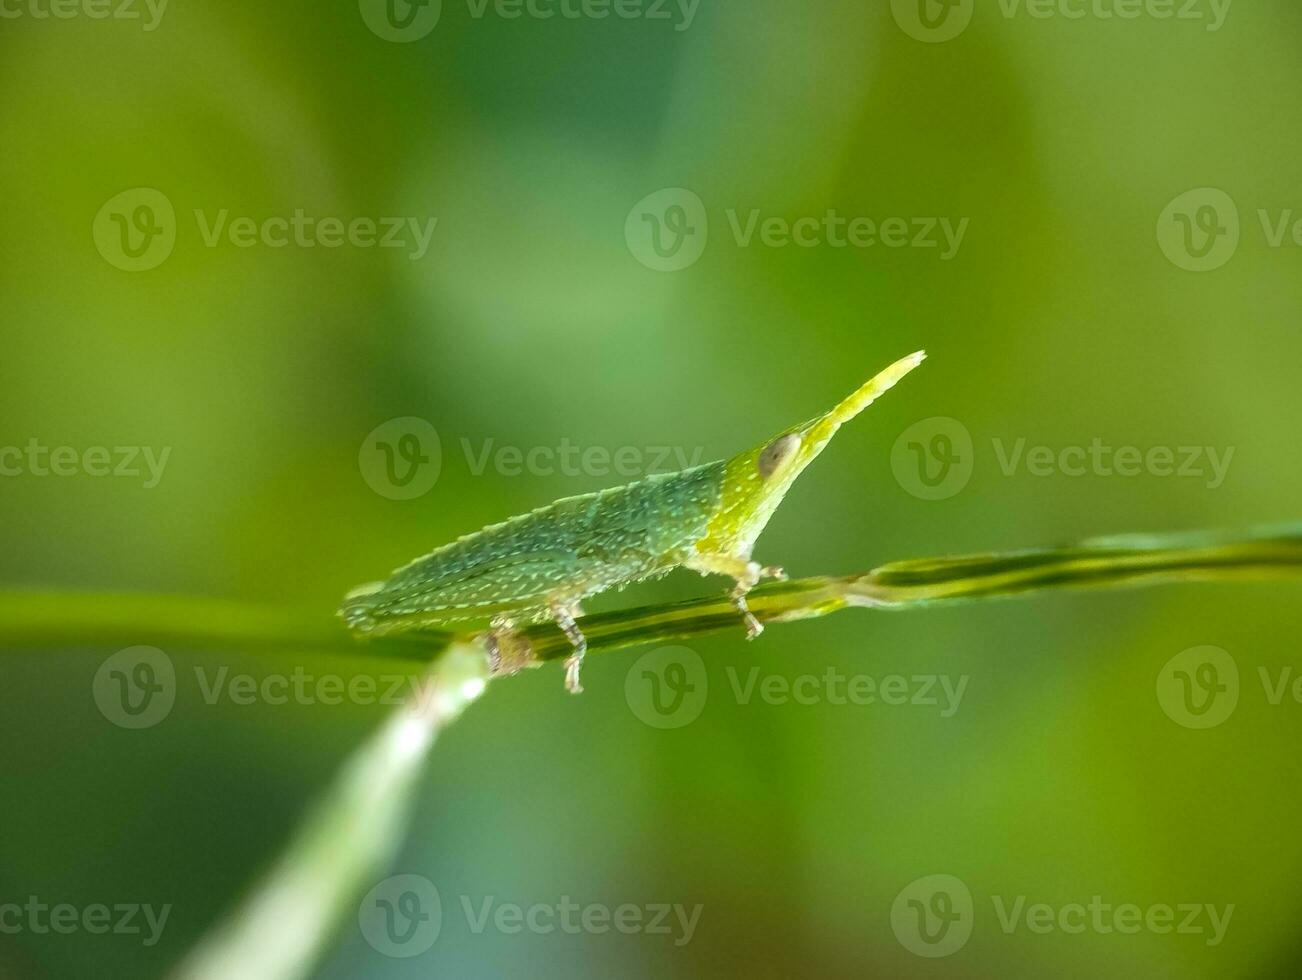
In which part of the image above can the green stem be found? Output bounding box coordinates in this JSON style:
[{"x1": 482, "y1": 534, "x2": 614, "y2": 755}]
[
  {"x1": 91, "y1": 520, "x2": 1291, "y2": 980},
  {"x1": 4, "y1": 524, "x2": 1300, "y2": 670},
  {"x1": 170, "y1": 642, "x2": 489, "y2": 980}
]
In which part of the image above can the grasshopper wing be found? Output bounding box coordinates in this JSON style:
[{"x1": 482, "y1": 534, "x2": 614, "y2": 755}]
[{"x1": 341, "y1": 544, "x2": 588, "y2": 635}]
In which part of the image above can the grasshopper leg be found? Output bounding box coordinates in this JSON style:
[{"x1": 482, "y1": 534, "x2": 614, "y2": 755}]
[
  {"x1": 731, "y1": 587, "x2": 764, "y2": 640},
  {"x1": 486, "y1": 614, "x2": 533, "y2": 677},
  {"x1": 685, "y1": 554, "x2": 786, "y2": 640},
  {"x1": 550, "y1": 599, "x2": 588, "y2": 695}
]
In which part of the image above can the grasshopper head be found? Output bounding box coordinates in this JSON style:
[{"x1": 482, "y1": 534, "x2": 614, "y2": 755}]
[{"x1": 696, "y1": 351, "x2": 926, "y2": 558}]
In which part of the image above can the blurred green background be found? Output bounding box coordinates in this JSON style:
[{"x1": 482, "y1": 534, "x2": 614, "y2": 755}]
[{"x1": 2, "y1": 0, "x2": 1301, "y2": 977}]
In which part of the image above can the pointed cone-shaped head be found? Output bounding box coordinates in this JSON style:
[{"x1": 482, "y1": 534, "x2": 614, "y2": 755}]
[{"x1": 694, "y1": 351, "x2": 926, "y2": 558}]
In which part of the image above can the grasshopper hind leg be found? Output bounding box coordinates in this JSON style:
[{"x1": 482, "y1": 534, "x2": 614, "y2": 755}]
[
  {"x1": 484, "y1": 603, "x2": 588, "y2": 693},
  {"x1": 485, "y1": 614, "x2": 535, "y2": 678},
  {"x1": 550, "y1": 599, "x2": 588, "y2": 695}
]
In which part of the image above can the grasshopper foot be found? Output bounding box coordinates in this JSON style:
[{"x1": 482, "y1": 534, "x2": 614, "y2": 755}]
[
  {"x1": 684, "y1": 553, "x2": 776, "y2": 642},
  {"x1": 740, "y1": 564, "x2": 787, "y2": 636},
  {"x1": 731, "y1": 590, "x2": 764, "y2": 640},
  {"x1": 564, "y1": 655, "x2": 585, "y2": 695},
  {"x1": 551, "y1": 600, "x2": 588, "y2": 695}
]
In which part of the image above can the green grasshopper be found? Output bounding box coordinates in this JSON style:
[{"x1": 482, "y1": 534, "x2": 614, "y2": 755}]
[{"x1": 341, "y1": 351, "x2": 925, "y2": 693}]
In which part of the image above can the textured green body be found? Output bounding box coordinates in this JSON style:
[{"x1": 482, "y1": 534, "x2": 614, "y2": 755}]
[
  {"x1": 341, "y1": 351, "x2": 926, "y2": 670},
  {"x1": 342, "y1": 460, "x2": 727, "y2": 634}
]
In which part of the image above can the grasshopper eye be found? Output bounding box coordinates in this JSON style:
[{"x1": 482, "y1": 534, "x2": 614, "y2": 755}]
[{"x1": 758, "y1": 433, "x2": 801, "y2": 479}]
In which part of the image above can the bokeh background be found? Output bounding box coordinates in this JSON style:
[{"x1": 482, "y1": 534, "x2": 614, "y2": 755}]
[{"x1": 2, "y1": 0, "x2": 1301, "y2": 976}]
